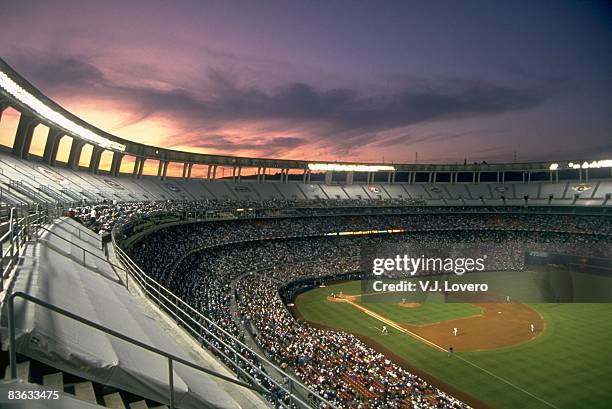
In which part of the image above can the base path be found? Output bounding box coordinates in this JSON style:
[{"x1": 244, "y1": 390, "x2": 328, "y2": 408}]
[
  {"x1": 403, "y1": 302, "x2": 544, "y2": 352},
  {"x1": 328, "y1": 295, "x2": 447, "y2": 351},
  {"x1": 329, "y1": 296, "x2": 544, "y2": 352}
]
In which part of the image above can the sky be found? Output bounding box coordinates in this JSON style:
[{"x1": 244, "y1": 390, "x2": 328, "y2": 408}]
[{"x1": 0, "y1": 0, "x2": 611, "y2": 165}]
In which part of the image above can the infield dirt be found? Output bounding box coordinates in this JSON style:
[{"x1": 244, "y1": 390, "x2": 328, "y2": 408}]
[
  {"x1": 402, "y1": 302, "x2": 544, "y2": 352},
  {"x1": 327, "y1": 295, "x2": 544, "y2": 352}
]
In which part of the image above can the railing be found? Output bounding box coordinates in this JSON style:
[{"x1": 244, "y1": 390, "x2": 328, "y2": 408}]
[
  {"x1": 38, "y1": 185, "x2": 64, "y2": 202},
  {"x1": 113, "y1": 241, "x2": 336, "y2": 409},
  {"x1": 36, "y1": 225, "x2": 129, "y2": 286},
  {"x1": 6, "y1": 292, "x2": 262, "y2": 409},
  {"x1": 1, "y1": 205, "x2": 48, "y2": 291},
  {"x1": 60, "y1": 188, "x2": 81, "y2": 201},
  {"x1": 0, "y1": 205, "x2": 335, "y2": 409},
  {"x1": 9, "y1": 180, "x2": 52, "y2": 204}
]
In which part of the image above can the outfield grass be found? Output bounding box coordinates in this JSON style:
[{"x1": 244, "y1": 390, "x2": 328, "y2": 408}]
[{"x1": 295, "y1": 275, "x2": 612, "y2": 409}]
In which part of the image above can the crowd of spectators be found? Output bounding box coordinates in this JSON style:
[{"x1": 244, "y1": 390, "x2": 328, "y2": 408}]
[
  {"x1": 68, "y1": 198, "x2": 611, "y2": 237},
  {"x1": 125, "y1": 224, "x2": 609, "y2": 407},
  {"x1": 237, "y1": 273, "x2": 465, "y2": 408},
  {"x1": 70, "y1": 200, "x2": 611, "y2": 408},
  {"x1": 68, "y1": 198, "x2": 427, "y2": 235},
  {"x1": 125, "y1": 211, "x2": 611, "y2": 284}
]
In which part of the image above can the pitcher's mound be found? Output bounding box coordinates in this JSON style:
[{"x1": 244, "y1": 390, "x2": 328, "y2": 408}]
[{"x1": 398, "y1": 302, "x2": 421, "y2": 308}]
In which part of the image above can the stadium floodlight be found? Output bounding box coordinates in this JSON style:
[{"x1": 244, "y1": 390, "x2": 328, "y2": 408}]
[
  {"x1": 308, "y1": 163, "x2": 395, "y2": 172},
  {"x1": 0, "y1": 71, "x2": 126, "y2": 152},
  {"x1": 549, "y1": 163, "x2": 559, "y2": 170},
  {"x1": 566, "y1": 160, "x2": 612, "y2": 170},
  {"x1": 581, "y1": 159, "x2": 612, "y2": 169}
]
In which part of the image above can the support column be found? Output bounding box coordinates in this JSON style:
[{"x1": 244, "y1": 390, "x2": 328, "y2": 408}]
[
  {"x1": 43, "y1": 129, "x2": 63, "y2": 165},
  {"x1": 158, "y1": 160, "x2": 169, "y2": 179},
  {"x1": 346, "y1": 171, "x2": 353, "y2": 185},
  {"x1": 237, "y1": 166, "x2": 242, "y2": 182},
  {"x1": 157, "y1": 160, "x2": 164, "y2": 178},
  {"x1": 68, "y1": 140, "x2": 85, "y2": 170},
  {"x1": 206, "y1": 164, "x2": 212, "y2": 181},
  {"x1": 13, "y1": 113, "x2": 38, "y2": 159},
  {"x1": 110, "y1": 152, "x2": 124, "y2": 177},
  {"x1": 182, "y1": 162, "x2": 188, "y2": 180},
  {"x1": 387, "y1": 171, "x2": 392, "y2": 184},
  {"x1": 302, "y1": 169, "x2": 308, "y2": 184},
  {"x1": 132, "y1": 157, "x2": 141, "y2": 178},
  {"x1": 156, "y1": 160, "x2": 164, "y2": 178},
  {"x1": 89, "y1": 146, "x2": 103, "y2": 173},
  {"x1": 211, "y1": 165, "x2": 217, "y2": 181},
  {"x1": 137, "y1": 157, "x2": 145, "y2": 179},
  {"x1": 261, "y1": 168, "x2": 266, "y2": 183},
  {"x1": 187, "y1": 163, "x2": 193, "y2": 180}
]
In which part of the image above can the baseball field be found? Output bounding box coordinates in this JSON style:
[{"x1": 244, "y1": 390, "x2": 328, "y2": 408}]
[{"x1": 292, "y1": 271, "x2": 612, "y2": 409}]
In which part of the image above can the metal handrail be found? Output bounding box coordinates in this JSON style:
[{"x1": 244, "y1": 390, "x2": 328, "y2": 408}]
[
  {"x1": 37, "y1": 225, "x2": 126, "y2": 273},
  {"x1": 1, "y1": 207, "x2": 21, "y2": 291},
  {"x1": 113, "y1": 242, "x2": 336, "y2": 409},
  {"x1": 115, "y1": 254, "x2": 282, "y2": 401},
  {"x1": 1, "y1": 206, "x2": 44, "y2": 290},
  {"x1": 7, "y1": 292, "x2": 261, "y2": 409}
]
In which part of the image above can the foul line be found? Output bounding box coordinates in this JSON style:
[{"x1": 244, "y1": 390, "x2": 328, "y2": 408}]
[
  {"x1": 338, "y1": 298, "x2": 559, "y2": 409},
  {"x1": 453, "y1": 355, "x2": 559, "y2": 409},
  {"x1": 341, "y1": 298, "x2": 446, "y2": 352}
]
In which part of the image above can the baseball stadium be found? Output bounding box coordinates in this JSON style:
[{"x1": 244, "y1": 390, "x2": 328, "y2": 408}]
[{"x1": 0, "y1": 2, "x2": 611, "y2": 409}]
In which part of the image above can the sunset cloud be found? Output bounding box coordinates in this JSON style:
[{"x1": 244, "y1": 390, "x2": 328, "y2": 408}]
[
  {"x1": 6, "y1": 50, "x2": 560, "y2": 159},
  {"x1": 1, "y1": 0, "x2": 610, "y2": 162}
]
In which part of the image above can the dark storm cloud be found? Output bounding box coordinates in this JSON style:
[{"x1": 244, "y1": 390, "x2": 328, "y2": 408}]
[
  {"x1": 533, "y1": 142, "x2": 612, "y2": 161},
  {"x1": 177, "y1": 74, "x2": 556, "y2": 133},
  {"x1": 171, "y1": 134, "x2": 307, "y2": 157},
  {"x1": 374, "y1": 131, "x2": 477, "y2": 148},
  {"x1": 9, "y1": 51, "x2": 558, "y2": 150},
  {"x1": 10, "y1": 52, "x2": 105, "y2": 88}
]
